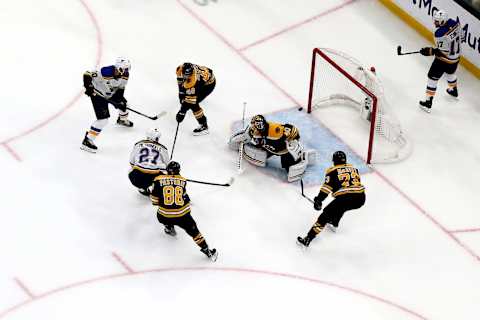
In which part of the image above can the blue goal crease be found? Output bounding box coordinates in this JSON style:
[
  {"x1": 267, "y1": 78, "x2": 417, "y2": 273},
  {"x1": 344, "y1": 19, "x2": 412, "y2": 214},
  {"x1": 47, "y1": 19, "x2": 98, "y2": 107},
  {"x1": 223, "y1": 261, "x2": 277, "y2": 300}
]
[{"x1": 231, "y1": 108, "x2": 371, "y2": 186}]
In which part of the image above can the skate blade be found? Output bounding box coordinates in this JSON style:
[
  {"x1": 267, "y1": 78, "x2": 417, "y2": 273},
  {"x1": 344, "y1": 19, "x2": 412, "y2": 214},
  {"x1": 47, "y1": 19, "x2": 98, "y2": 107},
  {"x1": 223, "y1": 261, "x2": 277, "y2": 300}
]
[
  {"x1": 296, "y1": 239, "x2": 308, "y2": 250},
  {"x1": 419, "y1": 105, "x2": 431, "y2": 113},
  {"x1": 326, "y1": 224, "x2": 337, "y2": 233},
  {"x1": 209, "y1": 251, "x2": 218, "y2": 262},
  {"x1": 192, "y1": 130, "x2": 209, "y2": 136},
  {"x1": 80, "y1": 145, "x2": 97, "y2": 153}
]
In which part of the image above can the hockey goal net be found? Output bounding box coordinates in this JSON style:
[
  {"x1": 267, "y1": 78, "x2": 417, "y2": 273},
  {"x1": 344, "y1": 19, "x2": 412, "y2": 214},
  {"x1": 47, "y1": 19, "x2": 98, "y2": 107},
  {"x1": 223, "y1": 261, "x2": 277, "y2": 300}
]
[{"x1": 307, "y1": 48, "x2": 411, "y2": 164}]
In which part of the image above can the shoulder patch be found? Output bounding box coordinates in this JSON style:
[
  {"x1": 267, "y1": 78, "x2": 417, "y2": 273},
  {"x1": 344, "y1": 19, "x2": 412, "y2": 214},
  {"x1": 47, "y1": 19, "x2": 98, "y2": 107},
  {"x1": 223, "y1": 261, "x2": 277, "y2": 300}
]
[{"x1": 101, "y1": 66, "x2": 115, "y2": 77}]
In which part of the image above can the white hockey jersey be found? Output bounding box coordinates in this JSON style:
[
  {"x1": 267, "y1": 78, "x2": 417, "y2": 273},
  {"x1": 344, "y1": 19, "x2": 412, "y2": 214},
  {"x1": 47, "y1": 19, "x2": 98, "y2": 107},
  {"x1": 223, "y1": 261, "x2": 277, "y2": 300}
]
[
  {"x1": 86, "y1": 65, "x2": 129, "y2": 99},
  {"x1": 435, "y1": 18, "x2": 462, "y2": 63},
  {"x1": 129, "y1": 140, "x2": 169, "y2": 174}
]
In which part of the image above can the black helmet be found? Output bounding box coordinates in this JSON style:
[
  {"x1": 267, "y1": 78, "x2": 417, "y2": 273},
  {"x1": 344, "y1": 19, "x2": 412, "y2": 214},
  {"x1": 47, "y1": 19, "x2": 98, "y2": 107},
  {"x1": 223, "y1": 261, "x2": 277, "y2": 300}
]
[
  {"x1": 251, "y1": 114, "x2": 267, "y2": 133},
  {"x1": 182, "y1": 63, "x2": 194, "y2": 76},
  {"x1": 166, "y1": 161, "x2": 181, "y2": 175},
  {"x1": 332, "y1": 151, "x2": 347, "y2": 165}
]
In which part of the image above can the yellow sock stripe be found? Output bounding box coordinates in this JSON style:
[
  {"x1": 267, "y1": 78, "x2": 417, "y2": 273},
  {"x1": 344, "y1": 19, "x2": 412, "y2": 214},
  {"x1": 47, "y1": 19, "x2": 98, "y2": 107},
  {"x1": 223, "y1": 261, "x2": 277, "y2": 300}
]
[
  {"x1": 88, "y1": 130, "x2": 99, "y2": 137},
  {"x1": 312, "y1": 222, "x2": 324, "y2": 234},
  {"x1": 194, "y1": 234, "x2": 205, "y2": 245},
  {"x1": 193, "y1": 109, "x2": 204, "y2": 119}
]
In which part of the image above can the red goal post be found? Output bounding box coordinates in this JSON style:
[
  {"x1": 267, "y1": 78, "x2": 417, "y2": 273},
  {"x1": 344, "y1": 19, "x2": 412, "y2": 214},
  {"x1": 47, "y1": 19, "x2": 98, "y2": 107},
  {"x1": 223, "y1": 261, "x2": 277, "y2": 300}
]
[{"x1": 307, "y1": 48, "x2": 411, "y2": 164}]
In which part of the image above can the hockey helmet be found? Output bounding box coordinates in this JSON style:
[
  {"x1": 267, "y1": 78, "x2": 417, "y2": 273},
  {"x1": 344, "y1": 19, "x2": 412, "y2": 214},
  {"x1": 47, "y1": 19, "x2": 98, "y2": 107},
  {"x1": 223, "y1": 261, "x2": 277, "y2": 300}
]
[
  {"x1": 433, "y1": 10, "x2": 448, "y2": 27},
  {"x1": 251, "y1": 114, "x2": 267, "y2": 133},
  {"x1": 332, "y1": 150, "x2": 347, "y2": 165},
  {"x1": 146, "y1": 128, "x2": 161, "y2": 142},
  {"x1": 182, "y1": 63, "x2": 194, "y2": 77},
  {"x1": 166, "y1": 161, "x2": 181, "y2": 175},
  {"x1": 115, "y1": 57, "x2": 131, "y2": 75}
]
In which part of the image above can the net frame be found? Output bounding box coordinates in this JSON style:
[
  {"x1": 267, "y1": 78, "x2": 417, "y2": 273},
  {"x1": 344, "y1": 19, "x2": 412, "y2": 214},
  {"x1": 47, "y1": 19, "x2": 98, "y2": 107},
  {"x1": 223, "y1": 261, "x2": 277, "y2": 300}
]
[{"x1": 307, "y1": 47, "x2": 410, "y2": 164}]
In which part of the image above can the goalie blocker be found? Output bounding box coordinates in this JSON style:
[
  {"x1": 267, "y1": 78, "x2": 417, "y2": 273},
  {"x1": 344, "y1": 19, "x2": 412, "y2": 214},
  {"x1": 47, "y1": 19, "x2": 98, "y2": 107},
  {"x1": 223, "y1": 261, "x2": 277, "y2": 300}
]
[{"x1": 229, "y1": 117, "x2": 316, "y2": 182}]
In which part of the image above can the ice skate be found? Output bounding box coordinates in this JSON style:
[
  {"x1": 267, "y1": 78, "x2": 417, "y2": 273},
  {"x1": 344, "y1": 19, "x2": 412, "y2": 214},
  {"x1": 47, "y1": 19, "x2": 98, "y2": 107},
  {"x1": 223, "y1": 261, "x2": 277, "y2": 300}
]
[
  {"x1": 116, "y1": 116, "x2": 134, "y2": 127},
  {"x1": 296, "y1": 236, "x2": 311, "y2": 248},
  {"x1": 192, "y1": 124, "x2": 209, "y2": 136},
  {"x1": 164, "y1": 225, "x2": 177, "y2": 237},
  {"x1": 80, "y1": 132, "x2": 97, "y2": 153},
  {"x1": 138, "y1": 188, "x2": 150, "y2": 196},
  {"x1": 326, "y1": 223, "x2": 337, "y2": 233},
  {"x1": 446, "y1": 87, "x2": 458, "y2": 98},
  {"x1": 201, "y1": 247, "x2": 218, "y2": 262},
  {"x1": 419, "y1": 97, "x2": 433, "y2": 113}
]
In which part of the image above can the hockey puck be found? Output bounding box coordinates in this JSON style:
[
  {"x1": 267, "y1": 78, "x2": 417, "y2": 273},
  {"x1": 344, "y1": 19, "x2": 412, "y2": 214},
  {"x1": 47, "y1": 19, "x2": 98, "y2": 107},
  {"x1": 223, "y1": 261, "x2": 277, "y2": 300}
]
[{"x1": 298, "y1": 107, "x2": 303, "y2": 111}]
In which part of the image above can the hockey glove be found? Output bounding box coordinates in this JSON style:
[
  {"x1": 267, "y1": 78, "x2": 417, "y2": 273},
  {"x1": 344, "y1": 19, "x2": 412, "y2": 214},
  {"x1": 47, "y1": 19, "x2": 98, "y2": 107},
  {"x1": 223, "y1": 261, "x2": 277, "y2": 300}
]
[
  {"x1": 313, "y1": 196, "x2": 322, "y2": 211},
  {"x1": 432, "y1": 48, "x2": 441, "y2": 57},
  {"x1": 420, "y1": 47, "x2": 433, "y2": 56},
  {"x1": 176, "y1": 111, "x2": 186, "y2": 123}
]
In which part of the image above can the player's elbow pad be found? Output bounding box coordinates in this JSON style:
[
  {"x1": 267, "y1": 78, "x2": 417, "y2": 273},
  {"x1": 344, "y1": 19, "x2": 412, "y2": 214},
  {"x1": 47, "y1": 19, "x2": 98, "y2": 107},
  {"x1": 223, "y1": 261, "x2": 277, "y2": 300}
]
[{"x1": 83, "y1": 74, "x2": 93, "y2": 87}]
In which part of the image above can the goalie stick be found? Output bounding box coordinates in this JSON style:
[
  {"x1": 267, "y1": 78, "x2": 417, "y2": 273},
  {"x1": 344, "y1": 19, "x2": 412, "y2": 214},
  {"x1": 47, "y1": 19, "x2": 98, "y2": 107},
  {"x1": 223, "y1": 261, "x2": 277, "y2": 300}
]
[
  {"x1": 300, "y1": 179, "x2": 315, "y2": 204},
  {"x1": 397, "y1": 45, "x2": 420, "y2": 56},
  {"x1": 237, "y1": 102, "x2": 247, "y2": 174},
  {"x1": 187, "y1": 177, "x2": 234, "y2": 187}
]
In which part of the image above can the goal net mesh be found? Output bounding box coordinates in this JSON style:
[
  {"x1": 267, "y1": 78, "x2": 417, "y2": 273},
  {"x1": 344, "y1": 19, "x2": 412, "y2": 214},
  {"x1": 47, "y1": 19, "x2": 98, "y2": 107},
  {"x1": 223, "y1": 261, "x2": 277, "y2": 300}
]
[{"x1": 308, "y1": 48, "x2": 411, "y2": 164}]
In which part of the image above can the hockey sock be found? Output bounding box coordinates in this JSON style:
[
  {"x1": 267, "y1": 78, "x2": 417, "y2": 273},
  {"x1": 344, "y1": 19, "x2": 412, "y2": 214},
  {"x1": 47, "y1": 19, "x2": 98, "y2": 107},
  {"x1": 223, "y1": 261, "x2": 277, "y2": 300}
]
[
  {"x1": 425, "y1": 77, "x2": 438, "y2": 100},
  {"x1": 193, "y1": 233, "x2": 208, "y2": 249},
  {"x1": 446, "y1": 73, "x2": 457, "y2": 90},
  {"x1": 87, "y1": 119, "x2": 108, "y2": 140},
  {"x1": 307, "y1": 222, "x2": 324, "y2": 239},
  {"x1": 193, "y1": 108, "x2": 207, "y2": 125},
  {"x1": 118, "y1": 110, "x2": 129, "y2": 120}
]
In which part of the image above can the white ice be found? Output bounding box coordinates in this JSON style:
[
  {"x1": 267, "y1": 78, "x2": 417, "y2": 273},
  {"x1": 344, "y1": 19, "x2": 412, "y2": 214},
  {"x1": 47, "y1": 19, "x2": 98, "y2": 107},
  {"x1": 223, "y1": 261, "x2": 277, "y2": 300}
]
[{"x1": 0, "y1": 0, "x2": 479, "y2": 319}]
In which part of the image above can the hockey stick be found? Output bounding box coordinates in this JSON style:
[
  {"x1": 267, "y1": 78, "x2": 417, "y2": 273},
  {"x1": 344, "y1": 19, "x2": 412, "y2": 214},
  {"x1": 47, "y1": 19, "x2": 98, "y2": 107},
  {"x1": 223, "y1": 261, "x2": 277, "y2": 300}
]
[
  {"x1": 187, "y1": 177, "x2": 234, "y2": 187},
  {"x1": 397, "y1": 45, "x2": 420, "y2": 56},
  {"x1": 170, "y1": 122, "x2": 180, "y2": 160},
  {"x1": 106, "y1": 99, "x2": 166, "y2": 120},
  {"x1": 126, "y1": 107, "x2": 166, "y2": 120},
  {"x1": 237, "y1": 102, "x2": 247, "y2": 174},
  {"x1": 300, "y1": 179, "x2": 315, "y2": 204}
]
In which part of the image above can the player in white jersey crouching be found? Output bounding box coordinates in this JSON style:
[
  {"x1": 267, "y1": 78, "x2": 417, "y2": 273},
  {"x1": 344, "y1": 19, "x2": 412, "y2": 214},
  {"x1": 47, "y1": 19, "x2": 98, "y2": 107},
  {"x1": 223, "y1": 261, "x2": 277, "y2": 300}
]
[
  {"x1": 419, "y1": 10, "x2": 464, "y2": 113},
  {"x1": 81, "y1": 57, "x2": 134, "y2": 153},
  {"x1": 128, "y1": 128, "x2": 169, "y2": 196}
]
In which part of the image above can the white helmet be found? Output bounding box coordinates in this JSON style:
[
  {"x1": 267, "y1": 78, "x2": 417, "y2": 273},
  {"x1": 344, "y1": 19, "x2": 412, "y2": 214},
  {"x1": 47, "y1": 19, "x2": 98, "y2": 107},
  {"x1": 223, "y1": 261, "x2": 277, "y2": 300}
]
[
  {"x1": 115, "y1": 57, "x2": 131, "y2": 73},
  {"x1": 433, "y1": 10, "x2": 448, "y2": 26},
  {"x1": 146, "y1": 128, "x2": 161, "y2": 142}
]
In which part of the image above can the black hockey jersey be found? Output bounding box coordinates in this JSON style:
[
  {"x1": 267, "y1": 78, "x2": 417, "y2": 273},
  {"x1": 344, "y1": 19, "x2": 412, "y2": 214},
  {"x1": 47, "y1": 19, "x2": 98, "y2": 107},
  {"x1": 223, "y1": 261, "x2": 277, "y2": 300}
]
[
  {"x1": 150, "y1": 175, "x2": 191, "y2": 217},
  {"x1": 317, "y1": 164, "x2": 365, "y2": 201}
]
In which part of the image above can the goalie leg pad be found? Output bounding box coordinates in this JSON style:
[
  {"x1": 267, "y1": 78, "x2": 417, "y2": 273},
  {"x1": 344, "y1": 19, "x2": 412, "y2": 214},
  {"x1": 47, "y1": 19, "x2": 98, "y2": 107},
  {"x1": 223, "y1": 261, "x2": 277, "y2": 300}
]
[
  {"x1": 228, "y1": 129, "x2": 250, "y2": 151},
  {"x1": 287, "y1": 140, "x2": 304, "y2": 162},
  {"x1": 303, "y1": 149, "x2": 317, "y2": 166},
  {"x1": 287, "y1": 159, "x2": 307, "y2": 182},
  {"x1": 244, "y1": 143, "x2": 267, "y2": 167}
]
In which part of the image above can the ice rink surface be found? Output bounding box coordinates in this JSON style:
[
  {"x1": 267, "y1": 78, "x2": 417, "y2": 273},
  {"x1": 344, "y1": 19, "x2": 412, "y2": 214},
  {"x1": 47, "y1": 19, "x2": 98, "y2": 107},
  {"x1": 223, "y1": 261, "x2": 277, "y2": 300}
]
[{"x1": 1, "y1": 0, "x2": 479, "y2": 319}]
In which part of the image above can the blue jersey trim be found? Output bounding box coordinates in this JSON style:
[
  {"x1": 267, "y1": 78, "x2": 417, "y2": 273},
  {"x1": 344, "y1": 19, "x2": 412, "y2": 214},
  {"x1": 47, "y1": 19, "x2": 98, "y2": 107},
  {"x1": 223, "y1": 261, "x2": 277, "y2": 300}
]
[
  {"x1": 100, "y1": 66, "x2": 115, "y2": 77},
  {"x1": 435, "y1": 19, "x2": 458, "y2": 38}
]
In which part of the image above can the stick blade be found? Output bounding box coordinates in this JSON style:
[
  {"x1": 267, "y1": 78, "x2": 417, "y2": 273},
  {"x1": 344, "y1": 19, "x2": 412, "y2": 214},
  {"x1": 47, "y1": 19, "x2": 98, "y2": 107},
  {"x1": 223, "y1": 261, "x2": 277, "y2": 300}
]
[
  {"x1": 152, "y1": 111, "x2": 167, "y2": 120},
  {"x1": 227, "y1": 177, "x2": 235, "y2": 186},
  {"x1": 397, "y1": 45, "x2": 402, "y2": 55}
]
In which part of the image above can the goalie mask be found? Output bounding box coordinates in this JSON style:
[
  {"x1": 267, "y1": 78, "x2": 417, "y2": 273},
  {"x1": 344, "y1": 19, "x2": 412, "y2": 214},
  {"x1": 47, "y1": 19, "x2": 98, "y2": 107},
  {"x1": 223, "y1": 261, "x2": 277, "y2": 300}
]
[{"x1": 251, "y1": 115, "x2": 267, "y2": 134}]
